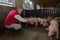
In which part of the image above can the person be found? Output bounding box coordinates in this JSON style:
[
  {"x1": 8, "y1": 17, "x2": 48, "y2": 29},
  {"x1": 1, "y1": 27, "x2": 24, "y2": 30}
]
[{"x1": 4, "y1": 8, "x2": 27, "y2": 30}]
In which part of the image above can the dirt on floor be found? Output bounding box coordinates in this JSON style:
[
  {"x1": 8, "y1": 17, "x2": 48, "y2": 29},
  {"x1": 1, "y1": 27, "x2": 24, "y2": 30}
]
[{"x1": 0, "y1": 27, "x2": 50, "y2": 40}]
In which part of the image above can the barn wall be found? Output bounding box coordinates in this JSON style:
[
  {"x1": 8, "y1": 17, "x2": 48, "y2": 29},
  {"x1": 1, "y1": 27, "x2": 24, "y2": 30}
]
[
  {"x1": 0, "y1": 5, "x2": 16, "y2": 27},
  {"x1": 15, "y1": 0, "x2": 23, "y2": 8}
]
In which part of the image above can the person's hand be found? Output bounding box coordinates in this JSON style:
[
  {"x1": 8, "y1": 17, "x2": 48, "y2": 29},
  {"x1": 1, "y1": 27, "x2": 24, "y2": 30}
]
[{"x1": 26, "y1": 19, "x2": 30, "y2": 23}]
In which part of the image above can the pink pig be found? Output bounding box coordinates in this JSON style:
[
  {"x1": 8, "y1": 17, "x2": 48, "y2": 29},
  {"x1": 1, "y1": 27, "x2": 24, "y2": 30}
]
[{"x1": 48, "y1": 19, "x2": 59, "y2": 39}]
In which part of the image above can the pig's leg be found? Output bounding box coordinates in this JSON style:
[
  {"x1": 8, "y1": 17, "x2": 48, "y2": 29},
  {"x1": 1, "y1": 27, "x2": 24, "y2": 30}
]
[
  {"x1": 35, "y1": 18, "x2": 38, "y2": 27},
  {"x1": 48, "y1": 29, "x2": 55, "y2": 40},
  {"x1": 56, "y1": 28, "x2": 59, "y2": 40}
]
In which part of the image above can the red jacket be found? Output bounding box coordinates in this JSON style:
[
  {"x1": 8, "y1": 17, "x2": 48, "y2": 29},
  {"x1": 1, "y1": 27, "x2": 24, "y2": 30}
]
[{"x1": 4, "y1": 10, "x2": 19, "y2": 26}]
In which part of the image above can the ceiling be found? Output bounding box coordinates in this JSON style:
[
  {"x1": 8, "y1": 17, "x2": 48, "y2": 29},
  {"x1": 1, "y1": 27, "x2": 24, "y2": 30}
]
[{"x1": 30, "y1": 0, "x2": 60, "y2": 7}]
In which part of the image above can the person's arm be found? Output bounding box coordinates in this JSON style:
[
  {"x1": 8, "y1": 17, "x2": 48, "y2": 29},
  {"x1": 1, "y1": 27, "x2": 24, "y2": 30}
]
[{"x1": 14, "y1": 15, "x2": 27, "y2": 22}]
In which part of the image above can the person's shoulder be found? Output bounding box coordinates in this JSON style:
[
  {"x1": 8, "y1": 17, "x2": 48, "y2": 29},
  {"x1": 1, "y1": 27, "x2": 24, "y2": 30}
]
[
  {"x1": 10, "y1": 10, "x2": 17, "y2": 12},
  {"x1": 10, "y1": 10, "x2": 18, "y2": 13}
]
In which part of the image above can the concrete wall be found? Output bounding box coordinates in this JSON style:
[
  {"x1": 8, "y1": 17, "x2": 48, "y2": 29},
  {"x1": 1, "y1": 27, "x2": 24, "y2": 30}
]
[{"x1": 0, "y1": 0, "x2": 23, "y2": 26}]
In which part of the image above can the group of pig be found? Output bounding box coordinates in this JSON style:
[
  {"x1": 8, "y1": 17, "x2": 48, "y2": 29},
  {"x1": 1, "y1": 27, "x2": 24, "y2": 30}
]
[{"x1": 26, "y1": 16, "x2": 59, "y2": 40}]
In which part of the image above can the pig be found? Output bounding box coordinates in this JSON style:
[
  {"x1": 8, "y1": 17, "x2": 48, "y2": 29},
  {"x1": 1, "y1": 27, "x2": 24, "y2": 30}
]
[
  {"x1": 43, "y1": 21, "x2": 49, "y2": 27},
  {"x1": 40, "y1": 18, "x2": 44, "y2": 25},
  {"x1": 37, "y1": 18, "x2": 42, "y2": 22},
  {"x1": 43, "y1": 18, "x2": 50, "y2": 27},
  {"x1": 37, "y1": 18, "x2": 43, "y2": 27},
  {"x1": 48, "y1": 19, "x2": 59, "y2": 40},
  {"x1": 27, "y1": 17, "x2": 35, "y2": 25},
  {"x1": 40, "y1": 18, "x2": 47, "y2": 25},
  {"x1": 34, "y1": 18, "x2": 38, "y2": 27}
]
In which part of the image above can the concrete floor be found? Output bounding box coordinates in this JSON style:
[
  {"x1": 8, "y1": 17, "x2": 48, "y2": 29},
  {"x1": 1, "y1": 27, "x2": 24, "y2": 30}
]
[{"x1": 0, "y1": 27, "x2": 50, "y2": 40}]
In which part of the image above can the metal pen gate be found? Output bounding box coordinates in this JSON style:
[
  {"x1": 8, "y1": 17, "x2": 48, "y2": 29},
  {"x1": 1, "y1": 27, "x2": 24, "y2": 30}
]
[{"x1": 21, "y1": 8, "x2": 60, "y2": 27}]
